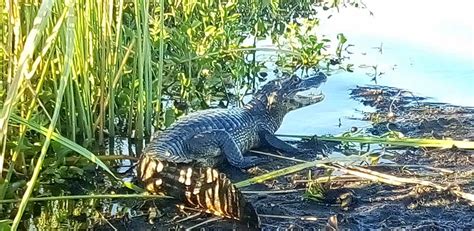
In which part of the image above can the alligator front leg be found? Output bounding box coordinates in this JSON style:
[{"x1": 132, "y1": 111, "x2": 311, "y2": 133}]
[
  {"x1": 260, "y1": 130, "x2": 300, "y2": 154},
  {"x1": 186, "y1": 130, "x2": 260, "y2": 168}
]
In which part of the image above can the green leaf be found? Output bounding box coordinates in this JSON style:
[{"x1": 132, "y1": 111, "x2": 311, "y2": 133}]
[
  {"x1": 9, "y1": 115, "x2": 130, "y2": 186},
  {"x1": 164, "y1": 107, "x2": 177, "y2": 127},
  {"x1": 204, "y1": 26, "x2": 216, "y2": 37},
  {"x1": 0, "y1": 220, "x2": 12, "y2": 231},
  {"x1": 337, "y1": 33, "x2": 347, "y2": 44}
]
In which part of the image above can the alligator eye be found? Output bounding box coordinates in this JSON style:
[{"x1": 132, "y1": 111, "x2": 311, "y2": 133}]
[{"x1": 292, "y1": 76, "x2": 301, "y2": 83}]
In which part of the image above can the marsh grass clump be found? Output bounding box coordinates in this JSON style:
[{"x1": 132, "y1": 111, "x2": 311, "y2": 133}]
[{"x1": 0, "y1": 0, "x2": 366, "y2": 228}]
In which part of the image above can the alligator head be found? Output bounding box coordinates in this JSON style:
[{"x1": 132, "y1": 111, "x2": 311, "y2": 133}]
[{"x1": 248, "y1": 72, "x2": 327, "y2": 126}]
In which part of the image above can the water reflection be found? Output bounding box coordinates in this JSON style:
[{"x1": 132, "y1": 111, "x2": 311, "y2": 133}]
[{"x1": 262, "y1": 0, "x2": 474, "y2": 136}]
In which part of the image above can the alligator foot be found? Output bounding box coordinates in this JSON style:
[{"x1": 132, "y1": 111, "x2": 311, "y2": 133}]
[
  {"x1": 238, "y1": 156, "x2": 266, "y2": 168},
  {"x1": 260, "y1": 130, "x2": 300, "y2": 154},
  {"x1": 187, "y1": 129, "x2": 263, "y2": 169}
]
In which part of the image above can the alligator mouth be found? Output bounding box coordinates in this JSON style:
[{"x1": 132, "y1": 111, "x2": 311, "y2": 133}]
[
  {"x1": 291, "y1": 72, "x2": 327, "y2": 107},
  {"x1": 286, "y1": 89, "x2": 325, "y2": 111},
  {"x1": 292, "y1": 91, "x2": 325, "y2": 107}
]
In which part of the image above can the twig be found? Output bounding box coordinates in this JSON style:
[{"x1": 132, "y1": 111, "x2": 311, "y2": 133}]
[
  {"x1": 321, "y1": 164, "x2": 403, "y2": 186},
  {"x1": 376, "y1": 164, "x2": 455, "y2": 174},
  {"x1": 327, "y1": 163, "x2": 474, "y2": 203},
  {"x1": 346, "y1": 165, "x2": 439, "y2": 187},
  {"x1": 234, "y1": 156, "x2": 366, "y2": 188},
  {"x1": 99, "y1": 212, "x2": 117, "y2": 231},
  {"x1": 293, "y1": 175, "x2": 364, "y2": 184},
  {"x1": 175, "y1": 212, "x2": 203, "y2": 223}
]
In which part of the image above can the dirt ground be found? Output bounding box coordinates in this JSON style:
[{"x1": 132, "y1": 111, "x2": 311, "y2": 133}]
[{"x1": 96, "y1": 85, "x2": 473, "y2": 230}]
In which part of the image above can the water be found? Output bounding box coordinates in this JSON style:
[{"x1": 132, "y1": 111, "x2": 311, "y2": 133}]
[{"x1": 274, "y1": 0, "x2": 474, "y2": 136}]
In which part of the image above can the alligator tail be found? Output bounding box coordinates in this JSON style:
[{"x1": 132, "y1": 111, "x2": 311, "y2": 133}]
[{"x1": 138, "y1": 155, "x2": 260, "y2": 228}]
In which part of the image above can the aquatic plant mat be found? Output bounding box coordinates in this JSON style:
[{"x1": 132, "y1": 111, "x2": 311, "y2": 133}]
[{"x1": 90, "y1": 85, "x2": 474, "y2": 230}]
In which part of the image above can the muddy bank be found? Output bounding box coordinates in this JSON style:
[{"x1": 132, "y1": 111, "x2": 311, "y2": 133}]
[{"x1": 96, "y1": 85, "x2": 473, "y2": 230}]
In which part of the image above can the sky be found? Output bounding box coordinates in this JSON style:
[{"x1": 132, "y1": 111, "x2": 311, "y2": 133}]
[
  {"x1": 319, "y1": 0, "x2": 474, "y2": 61},
  {"x1": 316, "y1": 0, "x2": 474, "y2": 107}
]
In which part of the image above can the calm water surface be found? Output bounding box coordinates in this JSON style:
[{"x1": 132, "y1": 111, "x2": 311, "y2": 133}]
[{"x1": 276, "y1": 0, "x2": 474, "y2": 136}]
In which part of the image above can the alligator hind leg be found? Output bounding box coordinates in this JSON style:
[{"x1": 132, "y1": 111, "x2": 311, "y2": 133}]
[
  {"x1": 186, "y1": 130, "x2": 261, "y2": 169},
  {"x1": 260, "y1": 130, "x2": 300, "y2": 154}
]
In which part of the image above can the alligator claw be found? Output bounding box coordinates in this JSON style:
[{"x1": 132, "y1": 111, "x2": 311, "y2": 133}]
[
  {"x1": 235, "y1": 156, "x2": 264, "y2": 168},
  {"x1": 282, "y1": 145, "x2": 301, "y2": 155}
]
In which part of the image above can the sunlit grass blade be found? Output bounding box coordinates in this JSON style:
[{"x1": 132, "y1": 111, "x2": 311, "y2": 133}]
[
  {"x1": 133, "y1": 0, "x2": 145, "y2": 139},
  {"x1": 235, "y1": 155, "x2": 368, "y2": 188},
  {"x1": 108, "y1": 0, "x2": 124, "y2": 138},
  {"x1": 0, "y1": 0, "x2": 54, "y2": 179},
  {"x1": 11, "y1": 2, "x2": 75, "y2": 228},
  {"x1": 142, "y1": 0, "x2": 152, "y2": 137},
  {"x1": 0, "y1": 60, "x2": 51, "y2": 201},
  {"x1": 155, "y1": 0, "x2": 164, "y2": 126},
  {"x1": 235, "y1": 160, "x2": 322, "y2": 188},
  {"x1": 276, "y1": 134, "x2": 474, "y2": 149},
  {"x1": 0, "y1": 8, "x2": 69, "y2": 198}
]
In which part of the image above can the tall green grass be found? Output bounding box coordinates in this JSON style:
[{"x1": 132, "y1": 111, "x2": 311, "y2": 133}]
[
  {"x1": 0, "y1": 0, "x2": 358, "y2": 228},
  {"x1": 0, "y1": 0, "x2": 154, "y2": 227}
]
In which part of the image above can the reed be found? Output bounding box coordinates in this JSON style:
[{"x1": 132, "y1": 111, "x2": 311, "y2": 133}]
[{"x1": 0, "y1": 0, "x2": 356, "y2": 227}]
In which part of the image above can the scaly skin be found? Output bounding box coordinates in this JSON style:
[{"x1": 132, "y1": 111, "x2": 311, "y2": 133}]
[{"x1": 138, "y1": 73, "x2": 327, "y2": 228}]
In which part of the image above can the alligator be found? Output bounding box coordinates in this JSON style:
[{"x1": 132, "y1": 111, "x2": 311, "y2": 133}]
[{"x1": 138, "y1": 72, "x2": 327, "y2": 228}]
